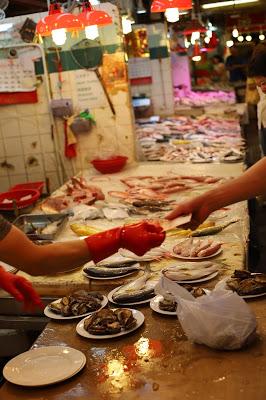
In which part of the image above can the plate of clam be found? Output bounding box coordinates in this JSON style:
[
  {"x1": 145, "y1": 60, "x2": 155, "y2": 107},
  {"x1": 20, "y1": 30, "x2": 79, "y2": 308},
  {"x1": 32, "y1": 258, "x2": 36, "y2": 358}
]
[
  {"x1": 150, "y1": 286, "x2": 209, "y2": 316},
  {"x1": 222, "y1": 270, "x2": 266, "y2": 299},
  {"x1": 44, "y1": 290, "x2": 108, "y2": 320},
  {"x1": 76, "y1": 308, "x2": 144, "y2": 339}
]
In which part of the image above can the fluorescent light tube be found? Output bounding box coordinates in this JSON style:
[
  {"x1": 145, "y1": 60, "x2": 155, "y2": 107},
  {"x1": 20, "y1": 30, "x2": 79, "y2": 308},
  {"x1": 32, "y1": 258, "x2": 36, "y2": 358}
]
[{"x1": 202, "y1": 0, "x2": 259, "y2": 10}]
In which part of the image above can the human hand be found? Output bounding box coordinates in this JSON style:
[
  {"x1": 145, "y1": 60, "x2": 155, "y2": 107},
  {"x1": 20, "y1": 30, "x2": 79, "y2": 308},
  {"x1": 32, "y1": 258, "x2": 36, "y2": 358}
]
[
  {"x1": 0, "y1": 267, "x2": 44, "y2": 311},
  {"x1": 166, "y1": 196, "x2": 211, "y2": 230},
  {"x1": 121, "y1": 221, "x2": 165, "y2": 256}
]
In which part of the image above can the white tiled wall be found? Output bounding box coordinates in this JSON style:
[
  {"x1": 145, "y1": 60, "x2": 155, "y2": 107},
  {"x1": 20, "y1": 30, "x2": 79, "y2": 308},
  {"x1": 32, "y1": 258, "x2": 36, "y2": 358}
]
[
  {"x1": 0, "y1": 80, "x2": 60, "y2": 193},
  {"x1": 50, "y1": 69, "x2": 136, "y2": 177}
]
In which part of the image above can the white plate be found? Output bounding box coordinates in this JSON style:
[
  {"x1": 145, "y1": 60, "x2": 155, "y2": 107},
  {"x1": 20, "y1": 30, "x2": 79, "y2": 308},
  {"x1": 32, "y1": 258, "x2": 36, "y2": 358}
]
[
  {"x1": 82, "y1": 270, "x2": 137, "y2": 281},
  {"x1": 150, "y1": 295, "x2": 177, "y2": 316},
  {"x1": 150, "y1": 290, "x2": 210, "y2": 316},
  {"x1": 76, "y1": 309, "x2": 144, "y2": 339},
  {"x1": 172, "y1": 247, "x2": 222, "y2": 261},
  {"x1": 44, "y1": 296, "x2": 108, "y2": 320},
  {"x1": 3, "y1": 346, "x2": 86, "y2": 387},
  {"x1": 108, "y1": 286, "x2": 155, "y2": 306},
  {"x1": 174, "y1": 271, "x2": 219, "y2": 284}
]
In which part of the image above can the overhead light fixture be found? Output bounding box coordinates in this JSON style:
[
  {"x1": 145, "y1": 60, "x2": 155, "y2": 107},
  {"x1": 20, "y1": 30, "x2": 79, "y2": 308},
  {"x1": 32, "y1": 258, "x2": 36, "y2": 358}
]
[
  {"x1": 259, "y1": 33, "x2": 265, "y2": 41},
  {"x1": 237, "y1": 35, "x2": 244, "y2": 42},
  {"x1": 0, "y1": 22, "x2": 13, "y2": 32},
  {"x1": 191, "y1": 31, "x2": 200, "y2": 44},
  {"x1": 165, "y1": 8, "x2": 180, "y2": 22},
  {"x1": 184, "y1": 38, "x2": 190, "y2": 48},
  {"x1": 122, "y1": 16, "x2": 132, "y2": 35},
  {"x1": 36, "y1": 2, "x2": 83, "y2": 45},
  {"x1": 192, "y1": 42, "x2": 201, "y2": 62},
  {"x1": 226, "y1": 39, "x2": 234, "y2": 47},
  {"x1": 202, "y1": 0, "x2": 259, "y2": 10},
  {"x1": 245, "y1": 34, "x2": 252, "y2": 42},
  {"x1": 232, "y1": 27, "x2": 239, "y2": 38},
  {"x1": 79, "y1": 1, "x2": 112, "y2": 40},
  {"x1": 151, "y1": 0, "x2": 192, "y2": 13},
  {"x1": 136, "y1": 0, "x2": 147, "y2": 14}
]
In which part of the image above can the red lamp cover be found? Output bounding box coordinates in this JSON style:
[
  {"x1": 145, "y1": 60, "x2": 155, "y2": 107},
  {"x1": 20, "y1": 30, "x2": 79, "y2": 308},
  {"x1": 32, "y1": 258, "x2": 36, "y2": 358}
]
[
  {"x1": 51, "y1": 13, "x2": 83, "y2": 32},
  {"x1": 151, "y1": 0, "x2": 192, "y2": 12},
  {"x1": 183, "y1": 19, "x2": 207, "y2": 35},
  {"x1": 193, "y1": 42, "x2": 201, "y2": 57},
  {"x1": 36, "y1": 3, "x2": 61, "y2": 36},
  {"x1": 79, "y1": 10, "x2": 112, "y2": 27}
]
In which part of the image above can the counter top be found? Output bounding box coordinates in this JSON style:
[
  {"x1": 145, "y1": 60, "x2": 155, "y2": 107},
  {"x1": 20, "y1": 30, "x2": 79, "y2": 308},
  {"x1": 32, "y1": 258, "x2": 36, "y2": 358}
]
[
  {"x1": 1, "y1": 161, "x2": 261, "y2": 400},
  {"x1": 1, "y1": 300, "x2": 266, "y2": 400}
]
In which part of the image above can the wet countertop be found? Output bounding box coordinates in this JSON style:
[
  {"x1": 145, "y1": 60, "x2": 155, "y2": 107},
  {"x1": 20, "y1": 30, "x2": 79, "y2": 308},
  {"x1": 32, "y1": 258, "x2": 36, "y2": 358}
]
[
  {"x1": 1, "y1": 300, "x2": 266, "y2": 400},
  {"x1": 2, "y1": 162, "x2": 261, "y2": 399}
]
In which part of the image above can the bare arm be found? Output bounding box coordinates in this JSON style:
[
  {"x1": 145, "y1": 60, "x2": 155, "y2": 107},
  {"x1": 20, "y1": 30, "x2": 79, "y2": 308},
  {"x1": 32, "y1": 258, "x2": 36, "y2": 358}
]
[
  {"x1": 0, "y1": 225, "x2": 91, "y2": 276},
  {"x1": 167, "y1": 157, "x2": 266, "y2": 228}
]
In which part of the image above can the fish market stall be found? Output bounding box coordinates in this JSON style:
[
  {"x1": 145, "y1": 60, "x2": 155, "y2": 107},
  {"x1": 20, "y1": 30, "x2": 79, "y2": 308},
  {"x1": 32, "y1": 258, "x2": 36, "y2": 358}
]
[
  {"x1": 2, "y1": 162, "x2": 266, "y2": 400},
  {"x1": 137, "y1": 114, "x2": 245, "y2": 163}
]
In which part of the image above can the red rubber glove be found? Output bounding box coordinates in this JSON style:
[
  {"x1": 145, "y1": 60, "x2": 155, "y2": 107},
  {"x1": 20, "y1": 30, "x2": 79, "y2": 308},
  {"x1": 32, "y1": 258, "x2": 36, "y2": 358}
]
[
  {"x1": 0, "y1": 267, "x2": 44, "y2": 311},
  {"x1": 84, "y1": 221, "x2": 165, "y2": 263}
]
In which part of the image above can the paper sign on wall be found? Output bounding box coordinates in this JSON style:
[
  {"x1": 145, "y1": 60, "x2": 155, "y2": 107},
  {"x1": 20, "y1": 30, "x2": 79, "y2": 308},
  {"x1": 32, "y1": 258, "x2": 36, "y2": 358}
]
[
  {"x1": 72, "y1": 70, "x2": 107, "y2": 109},
  {"x1": 0, "y1": 58, "x2": 36, "y2": 92}
]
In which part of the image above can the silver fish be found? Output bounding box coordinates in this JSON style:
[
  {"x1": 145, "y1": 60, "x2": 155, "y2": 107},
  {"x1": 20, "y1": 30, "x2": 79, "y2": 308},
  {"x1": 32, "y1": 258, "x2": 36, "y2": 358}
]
[
  {"x1": 112, "y1": 269, "x2": 155, "y2": 303},
  {"x1": 96, "y1": 254, "x2": 140, "y2": 268},
  {"x1": 84, "y1": 263, "x2": 141, "y2": 278}
]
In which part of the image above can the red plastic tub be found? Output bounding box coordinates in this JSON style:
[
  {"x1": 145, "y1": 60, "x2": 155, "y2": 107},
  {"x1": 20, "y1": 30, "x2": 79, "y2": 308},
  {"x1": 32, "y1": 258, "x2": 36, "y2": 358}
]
[
  {"x1": 91, "y1": 156, "x2": 128, "y2": 174},
  {"x1": 9, "y1": 181, "x2": 45, "y2": 194},
  {"x1": 0, "y1": 189, "x2": 40, "y2": 210}
]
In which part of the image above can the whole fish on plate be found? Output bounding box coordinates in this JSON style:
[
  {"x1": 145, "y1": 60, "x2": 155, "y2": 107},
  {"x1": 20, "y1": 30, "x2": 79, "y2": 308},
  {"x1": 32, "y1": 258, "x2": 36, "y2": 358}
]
[
  {"x1": 96, "y1": 254, "x2": 141, "y2": 268},
  {"x1": 112, "y1": 269, "x2": 155, "y2": 303},
  {"x1": 84, "y1": 263, "x2": 141, "y2": 278},
  {"x1": 162, "y1": 262, "x2": 219, "y2": 281}
]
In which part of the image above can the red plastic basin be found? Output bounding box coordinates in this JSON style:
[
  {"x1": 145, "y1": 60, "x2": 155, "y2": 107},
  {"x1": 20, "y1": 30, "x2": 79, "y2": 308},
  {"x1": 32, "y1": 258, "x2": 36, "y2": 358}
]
[
  {"x1": 0, "y1": 189, "x2": 40, "y2": 210},
  {"x1": 9, "y1": 181, "x2": 45, "y2": 194},
  {"x1": 91, "y1": 156, "x2": 128, "y2": 174}
]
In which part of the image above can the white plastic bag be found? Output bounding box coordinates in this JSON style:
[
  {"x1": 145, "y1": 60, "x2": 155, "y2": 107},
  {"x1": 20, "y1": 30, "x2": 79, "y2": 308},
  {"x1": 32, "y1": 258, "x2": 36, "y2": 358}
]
[{"x1": 155, "y1": 276, "x2": 257, "y2": 350}]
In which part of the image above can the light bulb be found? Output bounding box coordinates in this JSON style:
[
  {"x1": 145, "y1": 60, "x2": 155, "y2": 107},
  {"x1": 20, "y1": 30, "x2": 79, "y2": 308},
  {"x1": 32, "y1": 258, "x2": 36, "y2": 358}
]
[
  {"x1": 164, "y1": 8, "x2": 179, "y2": 23},
  {"x1": 191, "y1": 31, "x2": 200, "y2": 44},
  {"x1": 226, "y1": 40, "x2": 234, "y2": 47},
  {"x1": 232, "y1": 28, "x2": 239, "y2": 38},
  {"x1": 204, "y1": 36, "x2": 210, "y2": 44},
  {"x1": 259, "y1": 33, "x2": 265, "y2": 41},
  {"x1": 184, "y1": 38, "x2": 190, "y2": 48},
  {"x1": 85, "y1": 25, "x2": 99, "y2": 40},
  {"x1": 192, "y1": 55, "x2": 201, "y2": 62},
  {"x1": 245, "y1": 34, "x2": 252, "y2": 41},
  {"x1": 206, "y1": 29, "x2": 212, "y2": 38},
  {"x1": 122, "y1": 17, "x2": 132, "y2": 35},
  {"x1": 52, "y1": 28, "x2": 67, "y2": 46},
  {"x1": 237, "y1": 35, "x2": 244, "y2": 42}
]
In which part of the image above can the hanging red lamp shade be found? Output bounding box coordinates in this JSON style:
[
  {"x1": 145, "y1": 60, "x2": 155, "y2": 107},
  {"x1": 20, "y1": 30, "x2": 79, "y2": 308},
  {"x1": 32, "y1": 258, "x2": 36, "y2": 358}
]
[
  {"x1": 79, "y1": 2, "x2": 112, "y2": 27},
  {"x1": 151, "y1": 0, "x2": 192, "y2": 12},
  {"x1": 183, "y1": 19, "x2": 207, "y2": 35},
  {"x1": 36, "y1": 2, "x2": 62, "y2": 36},
  {"x1": 50, "y1": 13, "x2": 83, "y2": 32}
]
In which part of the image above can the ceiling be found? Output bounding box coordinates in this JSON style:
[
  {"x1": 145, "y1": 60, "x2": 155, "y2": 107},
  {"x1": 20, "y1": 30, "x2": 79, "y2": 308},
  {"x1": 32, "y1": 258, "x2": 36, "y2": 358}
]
[{"x1": 4, "y1": 0, "x2": 265, "y2": 18}]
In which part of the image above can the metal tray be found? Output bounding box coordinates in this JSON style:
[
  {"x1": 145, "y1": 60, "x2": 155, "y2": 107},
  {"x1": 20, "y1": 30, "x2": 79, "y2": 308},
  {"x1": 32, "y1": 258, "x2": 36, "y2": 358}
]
[{"x1": 13, "y1": 212, "x2": 70, "y2": 241}]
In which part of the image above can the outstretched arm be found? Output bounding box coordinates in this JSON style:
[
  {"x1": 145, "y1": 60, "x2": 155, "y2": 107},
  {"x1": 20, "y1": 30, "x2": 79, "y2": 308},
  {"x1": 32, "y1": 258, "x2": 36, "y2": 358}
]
[
  {"x1": 0, "y1": 222, "x2": 165, "y2": 276},
  {"x1": 167, "y1": 157, "x2": 266, "y2": 229}
]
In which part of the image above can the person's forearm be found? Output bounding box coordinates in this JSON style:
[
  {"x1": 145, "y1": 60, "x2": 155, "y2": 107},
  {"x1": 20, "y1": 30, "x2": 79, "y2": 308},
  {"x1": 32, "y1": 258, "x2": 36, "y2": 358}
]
[
  {"x1": 0, "y1": 226, "x2": 92, "y2": 276},
  {"x1": 203, "y1": 157, "x2": 266, "y2": 213},
  {"x1": 28, "y1": 241, "x2": 91, "y2": 275}
]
